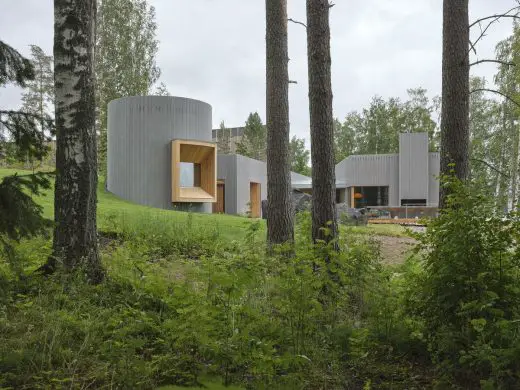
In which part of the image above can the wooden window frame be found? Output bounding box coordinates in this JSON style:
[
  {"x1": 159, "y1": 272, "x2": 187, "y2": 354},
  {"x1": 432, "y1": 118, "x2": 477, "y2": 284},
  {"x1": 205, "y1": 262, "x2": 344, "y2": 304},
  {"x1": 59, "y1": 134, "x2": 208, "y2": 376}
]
[{"x1": 171, "y1": 139, "x2": 217, "y2": 203}]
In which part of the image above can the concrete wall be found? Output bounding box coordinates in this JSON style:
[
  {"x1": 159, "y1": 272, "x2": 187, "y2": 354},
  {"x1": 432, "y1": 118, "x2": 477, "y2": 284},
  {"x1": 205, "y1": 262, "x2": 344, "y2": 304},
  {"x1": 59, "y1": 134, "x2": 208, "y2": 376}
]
[
  {"x1": 107, "y1": 96, "x2": 213, "y2": 212},
  {"x1": 399, "y1": 132, "x2": 429, "y2": 202}
]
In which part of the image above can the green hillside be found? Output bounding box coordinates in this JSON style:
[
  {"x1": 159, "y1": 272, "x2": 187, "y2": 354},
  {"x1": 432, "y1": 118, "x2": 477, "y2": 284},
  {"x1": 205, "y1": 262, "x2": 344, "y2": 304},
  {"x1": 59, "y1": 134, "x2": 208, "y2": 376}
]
[
  {"x1": 0, "y1": 168, "x2": 261, "y2": 241},
  {"x1": 0, "y1": 168, "x2": 431, "y2": 389}
]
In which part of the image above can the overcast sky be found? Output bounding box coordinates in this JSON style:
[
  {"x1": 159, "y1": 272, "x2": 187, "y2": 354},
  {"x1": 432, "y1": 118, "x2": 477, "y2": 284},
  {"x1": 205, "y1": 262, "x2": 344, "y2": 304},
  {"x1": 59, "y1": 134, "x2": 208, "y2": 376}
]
[{"x1": 0, "y1": 0, "x2": 517, "y2": 146}]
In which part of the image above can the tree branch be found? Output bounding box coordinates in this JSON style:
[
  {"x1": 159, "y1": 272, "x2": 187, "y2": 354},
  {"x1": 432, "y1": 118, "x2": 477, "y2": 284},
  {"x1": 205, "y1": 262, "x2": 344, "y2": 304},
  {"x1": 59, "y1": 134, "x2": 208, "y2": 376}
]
[
  {"x1": 468, "y1": 6, "x2": 520, "y2": 55},
  {"x1": 471, "y1": 88, "x2": 520, "y2": 108},
  {"x1": 470, "y1": 59, "x2": 515, "y2": 67},
  {"x1": 469, "y1": 40, "x2": 477, "y2": 55},
  {"x1": 469, "y1": 6, "x2": 520, "y2": 29},
  {"x1": 288, "y1": 18, "x2": 306, "y2": 28},
  {"x1": 471, "y1": 158, "x2": 510, "y2": 178}
]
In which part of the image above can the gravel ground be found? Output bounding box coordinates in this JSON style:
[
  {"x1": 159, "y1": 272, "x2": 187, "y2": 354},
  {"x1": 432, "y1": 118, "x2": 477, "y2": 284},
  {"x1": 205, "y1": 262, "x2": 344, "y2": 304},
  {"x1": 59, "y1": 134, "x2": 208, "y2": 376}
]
[{"x1": 376, "y1": 235, "x2": 418, "y2": 265}]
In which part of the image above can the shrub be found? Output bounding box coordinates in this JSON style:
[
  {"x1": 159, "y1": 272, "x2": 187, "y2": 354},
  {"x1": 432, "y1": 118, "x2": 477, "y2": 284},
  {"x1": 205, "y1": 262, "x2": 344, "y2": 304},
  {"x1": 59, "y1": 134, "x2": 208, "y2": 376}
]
[{"x1": 409, "y1": 175, "x2": 520, "y2": 388}]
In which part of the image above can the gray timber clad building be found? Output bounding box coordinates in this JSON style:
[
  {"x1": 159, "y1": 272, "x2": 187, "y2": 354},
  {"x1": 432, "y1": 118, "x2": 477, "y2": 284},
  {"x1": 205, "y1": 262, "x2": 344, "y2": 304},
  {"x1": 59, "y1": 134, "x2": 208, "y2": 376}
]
[
  {"x1": 107, "y1": 96, "x2": 438, "y2": 218},
  {"x1": 107, "y1": 95, "x2": 312, "y2": 218},
  {"x1": 216, "y1": 154, "x2": 313, "y2": 216},
  {"x1": 107, "y1": 96, "x2": 215, "y2": 213},
  {"x1": 332, "y1": 132, "x2": 440, "y2": 209}
]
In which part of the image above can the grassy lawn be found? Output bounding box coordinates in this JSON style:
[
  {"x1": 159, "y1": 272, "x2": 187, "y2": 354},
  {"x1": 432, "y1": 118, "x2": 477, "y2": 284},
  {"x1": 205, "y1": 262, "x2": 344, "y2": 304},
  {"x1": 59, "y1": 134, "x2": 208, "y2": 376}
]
[
  {"x1": 344, "y1": 223, "x2": 411, "y2": 238},
  {"x1": 0, "y1": 168, "x2": 262, "y2": 241},
  {"x1": 1, "y1": 168, "x2": 413, "y2": 242}
]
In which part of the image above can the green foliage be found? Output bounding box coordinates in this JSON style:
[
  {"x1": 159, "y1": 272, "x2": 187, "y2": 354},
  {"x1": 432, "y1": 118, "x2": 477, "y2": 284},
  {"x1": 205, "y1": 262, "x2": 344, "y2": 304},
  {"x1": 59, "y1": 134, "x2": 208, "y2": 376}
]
[
  {"x1": 469, "y1": 77, "x2": 504, "y2": 205},
  {"x1": 236, "y1": 112, "x2": 266, "y2": 161},
  {"x1": 0, "y1": 206, "x2": 432, "y2": 389},
  {"x1": 0, "y1": 41, "x2": 35, "y2": 86},
  {"x1": 333, "y1": 88, "x2": 439, "y2": 163},
  {"x1": 0, "y1": 173, "x2": 51, "y2": 242},
  {"x1": 96, "y1": 0, "x2": 162, "y2": 176},
  {"x1": 20, "y1": 45, "x2": 54, "y2": 121},
  {"x1": 0, "y1": 42, "x2": 53, "y2": 271},
  {"x1": 216, "y1": 121, "x2": 231, "y2": 155},
  {"x1": 289, "y1": 135, "x2": 311, "y2": 176},
  {"x1": 409, "y1": 175, "x2": 520, "y2": 388}
]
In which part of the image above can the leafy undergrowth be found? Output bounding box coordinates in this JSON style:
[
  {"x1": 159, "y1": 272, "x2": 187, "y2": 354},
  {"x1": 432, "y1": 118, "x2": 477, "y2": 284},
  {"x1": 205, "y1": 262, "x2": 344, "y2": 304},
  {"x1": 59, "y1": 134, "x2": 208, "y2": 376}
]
[
  {"x1": 157, "y1": 377, "x2": 244, "y2": 390},
  {"x1": 0, "y1": 210, "x2": 433, "y2": 389}
]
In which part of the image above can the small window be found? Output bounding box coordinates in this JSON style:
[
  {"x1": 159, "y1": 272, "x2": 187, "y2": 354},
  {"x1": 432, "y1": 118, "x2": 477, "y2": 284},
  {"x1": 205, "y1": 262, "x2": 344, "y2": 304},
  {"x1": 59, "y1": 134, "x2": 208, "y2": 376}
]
[
  {"x1": 171, "y1": 140, "x2": 217, "y2": 203},
  {"x1": 401, "y1": 199, "x2": 427, "y2": 206}
]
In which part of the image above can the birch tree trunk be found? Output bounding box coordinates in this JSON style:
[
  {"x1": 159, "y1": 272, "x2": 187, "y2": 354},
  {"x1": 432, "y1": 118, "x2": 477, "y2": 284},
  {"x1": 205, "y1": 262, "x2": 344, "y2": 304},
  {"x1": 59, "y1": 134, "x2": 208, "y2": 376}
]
[
  {"x1": 439, "y1": 0, "x2": 470, "y2": 208},
  {"x1": 265, "y1": 0, "x2": 294, "y2": 246},
  {"x1": 306, "y1": 0, "x2": 338, "y2": 246},
  {"x1": 52, "y1": 0, "x2": 103, "y2": 282}
]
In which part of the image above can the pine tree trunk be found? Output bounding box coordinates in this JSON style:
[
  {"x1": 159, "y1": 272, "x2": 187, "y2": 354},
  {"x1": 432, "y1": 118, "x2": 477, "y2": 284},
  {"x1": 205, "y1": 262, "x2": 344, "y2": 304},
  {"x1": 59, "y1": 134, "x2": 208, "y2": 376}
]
[
  {"x1": 439, "y1": 0, "x2": 470, "y2": 208},
  {"x1": 306, "y1": 0, "x2": 338, "y2": 245},
  {"x1": 51, "y1": 0, "x2": 103, "y2": 282},
  {"x1": 265, "y1": 0, "x2": 294, "y2": 246}
]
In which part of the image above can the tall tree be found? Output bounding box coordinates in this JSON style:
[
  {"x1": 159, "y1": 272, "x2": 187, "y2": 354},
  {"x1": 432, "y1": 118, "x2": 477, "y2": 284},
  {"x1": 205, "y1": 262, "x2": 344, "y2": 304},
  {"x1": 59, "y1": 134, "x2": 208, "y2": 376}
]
[
  {"x1": 266, "y1": 0, "x2": 294, "y2": 246},
  {"x1": 216, "y1": 120, "x2": 231, "y2": 155},
  {"x1": 0, "y1": 41, "x2": 52, "y2": 251},
  {"x1": 289, "y1": 135, "x2": 311, "y2": 176},
  {"x1": 20, "y1": 45, "x2": 54, "y2": 167},
  {"x1": 495, "y1": 24, "x2": 520, "y2": 210},
  {"x1": 96, "y1": 0, "x2": 161, "y2": 178},
  {"x1": 402, "y1": 88, "x2": 440, "y2": 151},
  {"x1": 20, "y1": 45, "x2": 54, "y2": 130},
  {"x1": 333, "y1": 89, "x2": 439, "y2": 164},
  {"x1": 236, "y1": 112, "x2": 267, "y2": 161},
  {"x1": 468, "y1": 77, "x2": 503, "y2": 200},
  {"x1": 439, "y1": 0, "x2": 470, "y2": 208},
  {"x1": 306, "y1": 0, "x2": 337, "y2": 245},
  {"x1": 153, "y1": 82, "x2": 170, "y2": 96},
  {"x1": 333, "y1": 116, "x2": 356, "y2": 163},
  {"x1": 51, "y1": 0, "x2": 103, "y2": 282}
]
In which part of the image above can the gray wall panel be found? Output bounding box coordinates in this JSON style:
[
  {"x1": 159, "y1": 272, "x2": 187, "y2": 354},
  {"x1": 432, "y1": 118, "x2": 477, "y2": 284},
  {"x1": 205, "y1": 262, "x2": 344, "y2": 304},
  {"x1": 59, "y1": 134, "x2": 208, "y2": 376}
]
[
  {"x1": 218, "y1": 155, "x2": 311, "y2": 216},
  {"x1": 107, "y1": 96, "x2": 212, "y2": 212},
  {"x1": 399, "y1": 132, "x2": 429, "y2": 201},
  {"x1": 235, "y1": 155, "x2": 268, "y2": 216},
  {"x1": 335, "y1": 154, "x2": 400, "y2": 206},
  {"x1": 217, "y1": 154, "x2": 238, "y2": 214}
]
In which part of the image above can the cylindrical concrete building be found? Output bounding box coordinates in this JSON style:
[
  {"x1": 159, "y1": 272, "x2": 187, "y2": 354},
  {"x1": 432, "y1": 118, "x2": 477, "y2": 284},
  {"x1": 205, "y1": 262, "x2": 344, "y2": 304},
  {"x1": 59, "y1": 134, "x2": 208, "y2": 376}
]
[{"x1": 107, "y1": 96, "x2": 216, "y2": 212}]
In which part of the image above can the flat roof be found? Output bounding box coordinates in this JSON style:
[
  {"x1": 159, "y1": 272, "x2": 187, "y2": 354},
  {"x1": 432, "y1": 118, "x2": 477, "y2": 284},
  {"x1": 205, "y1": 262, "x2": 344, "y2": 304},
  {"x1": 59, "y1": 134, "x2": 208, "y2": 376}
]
[{"x1": 291, "y1": 180, "x2": 348, "y2": 190}]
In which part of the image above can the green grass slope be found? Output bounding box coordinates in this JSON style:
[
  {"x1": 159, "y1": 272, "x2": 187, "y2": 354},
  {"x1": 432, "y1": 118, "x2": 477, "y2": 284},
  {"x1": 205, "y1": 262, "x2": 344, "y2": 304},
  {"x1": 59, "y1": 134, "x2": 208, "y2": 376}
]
[{"x1": 0, "y1": 168, "x2": 261, "y2": 241}]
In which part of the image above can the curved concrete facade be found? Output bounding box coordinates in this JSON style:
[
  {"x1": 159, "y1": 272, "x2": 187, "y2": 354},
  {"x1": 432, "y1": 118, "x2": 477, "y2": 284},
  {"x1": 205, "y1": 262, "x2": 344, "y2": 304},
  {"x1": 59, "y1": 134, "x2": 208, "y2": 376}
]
[{"x1": 107, "y1": 96, "x2": 213, "y2": 212}]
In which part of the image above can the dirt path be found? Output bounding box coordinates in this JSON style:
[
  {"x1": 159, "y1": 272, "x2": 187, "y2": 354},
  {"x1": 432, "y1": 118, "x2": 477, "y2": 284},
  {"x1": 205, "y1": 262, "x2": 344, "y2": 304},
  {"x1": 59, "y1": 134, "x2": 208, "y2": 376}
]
[{"x1": 376, "y1": 235, "x2": 417, "y2": 265}]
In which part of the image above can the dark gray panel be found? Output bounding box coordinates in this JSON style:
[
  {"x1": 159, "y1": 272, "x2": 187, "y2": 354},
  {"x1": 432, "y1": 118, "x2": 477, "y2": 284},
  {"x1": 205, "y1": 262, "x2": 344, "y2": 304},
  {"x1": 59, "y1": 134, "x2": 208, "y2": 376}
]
[{"x1": 217, "y1": 154, "x2": 238, "y2": 214}]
